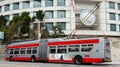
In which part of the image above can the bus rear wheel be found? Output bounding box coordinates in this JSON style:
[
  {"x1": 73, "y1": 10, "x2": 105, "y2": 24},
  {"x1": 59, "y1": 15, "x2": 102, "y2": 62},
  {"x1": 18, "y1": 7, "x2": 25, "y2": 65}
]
[
  {"x1": 74, "y1": 56, "x2": 82, "y2": 64},
  {"x1": 31, "y1": 56, "x2": 36, "y2": 62}
]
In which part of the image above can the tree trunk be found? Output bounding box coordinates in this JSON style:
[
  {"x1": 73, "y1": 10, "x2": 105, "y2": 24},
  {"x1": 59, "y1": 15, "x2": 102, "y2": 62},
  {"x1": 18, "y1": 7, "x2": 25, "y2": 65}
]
[{"x1": 38, "y1": 20, "x2": 41, "y2": 40}]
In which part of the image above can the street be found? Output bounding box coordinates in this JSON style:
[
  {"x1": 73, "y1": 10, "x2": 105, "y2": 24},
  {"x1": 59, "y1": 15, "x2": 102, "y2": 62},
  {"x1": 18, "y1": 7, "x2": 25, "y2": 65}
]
[{"x1": 0, "y1": 61, "x2": 120, "y2": 67}]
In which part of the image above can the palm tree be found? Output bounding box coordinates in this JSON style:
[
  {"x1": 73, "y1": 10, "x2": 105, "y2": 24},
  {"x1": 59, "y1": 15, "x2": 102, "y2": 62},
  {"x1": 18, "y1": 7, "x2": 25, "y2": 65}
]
[
  {"x1": 0, "y1": 15, "x2": 7, "y2": 31},
  {"x1": 50, "y1": 24, "x2": 65, "y2": 38},
  {"x1": 3, "y1": 15, "x2": 22, "y2": 43},
  {"x1": 36, "y1": 10, "x2": 45, "y2": 39},
  {"x1": 29, "y1": 16, "x2": 36, "y2": 39},
  {"x1": 20, "y1": 12, "x2": 31, "y2": 35}
]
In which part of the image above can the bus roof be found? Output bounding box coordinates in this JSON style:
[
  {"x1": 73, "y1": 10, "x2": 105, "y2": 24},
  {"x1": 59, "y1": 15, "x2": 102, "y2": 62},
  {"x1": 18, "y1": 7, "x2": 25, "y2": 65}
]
[{"x1": 7, "y1": 37, "x2": 104, "y2": 48}]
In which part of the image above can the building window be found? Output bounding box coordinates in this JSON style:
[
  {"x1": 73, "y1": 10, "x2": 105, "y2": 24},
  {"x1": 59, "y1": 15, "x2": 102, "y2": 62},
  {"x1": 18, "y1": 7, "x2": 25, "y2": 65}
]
[
  {"x1": 33, "y1": 11, "x2": 37, "y2": 17},
  {"x1": 4, "y1": 4, "x2": 10, "y2": 11},
  {"x1": 33, "y1": 0, "x2": 41, "y2": 8},
  {"x1": 13, "y1": 3, "x2": 19, "y2": 10},
  {"x1": 57, "y1": 22, "x2": 66, "y2": 30},
  {"x1": 45, "y1": 0, "x2": 53, "y2": 6},
  {"x1": 13, "y1": 14, "x2": 19, "y2": 18},
  {"x1": 23, "y1": 1, "x2": 30, "y2": 9},
  {"x1": 109, "y1": 2, "x2": 115, "y2": 9},
  {"x1": 57, "y1": 0, "x2": 65, "y2": 6},
  {"x1": 109, "y1": 13, "x2": 116, "y2": 20},
  {"x1": 118, "y1": 25, "x2": 120, "y2": 32},
  {"x1": 118, "y1": 14, "x2": 120, "y2": 21},
  {"x1": 45, "y1": 22, "x2": 53, "y2": 30},
  {"x1": 4, "y1": 15, "x2": 10, "y2": 22},
  {"x1": 45, "y1": 11, "x2": 53, "y2": 18},
  {"x1": 0, "y1": 6, "x2": 2, "y2": 12},
  {"x1": 110, "y1": 24, "x2": 116, "y2": 31},
  {"x1": 57, "y1": 10, "x2": 66, "y2": 18},
  {"x1": 119, "y1": 25, "x2": 120, "y2": 32},
  {"x1": 118, "y1": 3, "x2": 120, "y2": 10}
]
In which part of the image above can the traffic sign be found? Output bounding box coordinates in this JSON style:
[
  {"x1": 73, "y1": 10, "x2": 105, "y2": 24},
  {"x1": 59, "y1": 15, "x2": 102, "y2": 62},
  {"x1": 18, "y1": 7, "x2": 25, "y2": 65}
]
[{"x1": 0, "y1": 32, "x2": 4, "y2": 39}]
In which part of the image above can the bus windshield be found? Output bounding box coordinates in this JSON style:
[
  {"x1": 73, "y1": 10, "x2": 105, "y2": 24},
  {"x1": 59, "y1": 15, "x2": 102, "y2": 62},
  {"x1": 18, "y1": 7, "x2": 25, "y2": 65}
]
[{"x1": 104, "y1": 37, "x2": 111, "y2": 61}]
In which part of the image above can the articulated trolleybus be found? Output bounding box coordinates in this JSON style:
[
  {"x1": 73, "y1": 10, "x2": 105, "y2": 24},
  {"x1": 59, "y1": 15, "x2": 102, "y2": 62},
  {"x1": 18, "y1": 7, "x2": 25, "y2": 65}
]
[{"x1": 6, "y1": 37, "x2": 111, "y2": 64}]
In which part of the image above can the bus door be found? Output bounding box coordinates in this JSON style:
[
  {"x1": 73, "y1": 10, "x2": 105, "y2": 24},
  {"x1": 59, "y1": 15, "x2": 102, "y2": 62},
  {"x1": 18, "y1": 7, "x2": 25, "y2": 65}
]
[
  {"x1": 55, "y1": 45, "x2": 67, "y2": 60},
  {"x1": 19, "y1": 48, "x2": 26, "y2": 58},
  {"x1": 104, "y1": 38, "x2": 111, "y2": 61},
  {"x1": 48, "y1": 45, "x2": 69, "y2": 61}
]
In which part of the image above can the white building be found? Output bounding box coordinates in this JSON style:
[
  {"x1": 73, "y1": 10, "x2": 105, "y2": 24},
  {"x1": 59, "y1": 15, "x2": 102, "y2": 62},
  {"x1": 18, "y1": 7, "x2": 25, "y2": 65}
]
[{"x1": 0, "y1": 0, "x2": 120, "y2": 40}]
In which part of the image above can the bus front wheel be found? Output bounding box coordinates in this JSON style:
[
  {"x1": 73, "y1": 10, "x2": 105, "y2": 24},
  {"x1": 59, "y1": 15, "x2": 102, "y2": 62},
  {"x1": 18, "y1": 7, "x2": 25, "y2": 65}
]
[{"x1": 74, "y1": 56, "x2": 82, "y2": 64}]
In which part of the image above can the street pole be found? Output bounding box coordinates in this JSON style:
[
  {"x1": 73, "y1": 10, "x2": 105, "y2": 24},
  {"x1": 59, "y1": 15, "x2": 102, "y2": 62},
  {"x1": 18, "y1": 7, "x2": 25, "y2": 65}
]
[{"x1": 38, "y1": 20, "x2": 41, "y2": 40}]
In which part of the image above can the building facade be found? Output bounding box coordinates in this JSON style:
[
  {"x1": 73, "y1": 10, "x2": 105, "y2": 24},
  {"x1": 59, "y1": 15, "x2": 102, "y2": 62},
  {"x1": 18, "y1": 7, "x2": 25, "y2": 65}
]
[{"x1": 0, "y1": 0, "x2": 120, "y2": 38}]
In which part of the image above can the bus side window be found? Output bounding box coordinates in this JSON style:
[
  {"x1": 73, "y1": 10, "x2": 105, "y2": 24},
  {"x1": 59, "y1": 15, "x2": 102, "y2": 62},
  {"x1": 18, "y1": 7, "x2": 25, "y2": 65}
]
[
  {"x1": 81, "y1": 44, "x2": 94, "y2": 52},
  {"x1": 14, "y1": 48, "x2": 19, "y2": 54},
  {"x1": 32, "y1": 47, "x2": 37, "y2": 54},
  {"x1": 6, "y1": 49, "x2": 10, "y2": 54},
  {"x1": 57, "y1": 46, "x2": 67, "y2": 53},
  {"x1": 27, "y1": 48, "x2": 31, "y2": 54},
  {"x1": 49, "y1": 46, "x2": 56, "y2": 53},
  {"x1": 10, "y1": 49, "x2": 14, "y2": 54},
  {"x1": 20, "y1": 48, "x2": 26, "y2": 54},
  {"x1": 88, "y1": 44, "x2": 94, "y2": 50},
  {"x1": 68, "y1": 45, "x2": 79, "y2": 52}
]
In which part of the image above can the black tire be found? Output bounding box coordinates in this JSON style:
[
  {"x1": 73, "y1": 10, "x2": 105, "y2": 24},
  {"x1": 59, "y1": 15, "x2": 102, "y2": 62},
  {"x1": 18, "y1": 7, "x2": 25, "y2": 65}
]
[
  {"x1": 31, "y1": 56, "x2": 36, "y2": 62},
  {"x1": 10, "y1": 56, "x2": 13, "y2": 61},
  {"x1": 74, "y1": 56, "x2": 82, "y2": 64}
]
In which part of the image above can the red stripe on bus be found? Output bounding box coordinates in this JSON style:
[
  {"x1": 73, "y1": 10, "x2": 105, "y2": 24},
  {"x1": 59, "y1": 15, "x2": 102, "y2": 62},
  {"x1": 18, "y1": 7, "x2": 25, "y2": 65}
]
[
  {"x1": 83, "y1": 58, "x2": 103, "y2": 63},
  {"x1": 47, "y1": 59, "x2": 74, "y2": 63},
  {"x1": 5, "y1": 57, "x2": 39, "y2": 61},
  {"x1": 46, "y1": 57, "x2": 74, "y2": 63},
  {"x1": 5, "y1": 57, "x2": 9, "y2": 61},
  {"x1": 7, "y1": 43, "x2": 40, "y2": 49},
  {"x1": 48, "y1": 39, "x2": 99, "y2": 46},
  {"x1": 46, "y1": 58, "x2": 102, "y2": 63}
]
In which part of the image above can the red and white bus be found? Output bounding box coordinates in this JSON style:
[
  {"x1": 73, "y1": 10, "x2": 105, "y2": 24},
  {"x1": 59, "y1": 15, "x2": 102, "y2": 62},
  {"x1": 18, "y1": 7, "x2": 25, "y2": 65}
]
[{"x1": 5, "y1": 37, "x2": 111, "y2": 64}]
